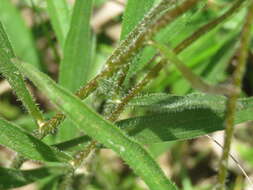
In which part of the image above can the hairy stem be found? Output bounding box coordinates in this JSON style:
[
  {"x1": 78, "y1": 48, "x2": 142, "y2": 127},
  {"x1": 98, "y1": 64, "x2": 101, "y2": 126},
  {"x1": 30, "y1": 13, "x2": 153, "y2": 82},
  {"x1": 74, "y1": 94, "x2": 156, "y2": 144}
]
[
  {"x1": 39, "y1": 0, "x2": 200, "y2": 137},
  {"x1": 124, "y1": 0, "x2": 246, "y2": 93},
  {"x1": 217, "y1": 2, "x2": 253, "y2": 190}
]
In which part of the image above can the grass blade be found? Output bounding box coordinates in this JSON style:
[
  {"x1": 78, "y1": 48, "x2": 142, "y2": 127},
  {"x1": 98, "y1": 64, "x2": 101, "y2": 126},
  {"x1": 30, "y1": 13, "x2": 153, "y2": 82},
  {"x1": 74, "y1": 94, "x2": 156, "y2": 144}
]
[
  {"x1": 46, "y1": 0, "x2": 70, "y2": 48},
  {"x1": 0, "y1": 22, "x2": 44, "y2": 126},
  {"x1": 0, "y1": 0, "x2": 40, "y2": 69},
  {"x1": 16, "y1": 62, "x2": 178, "y2": 190},
  {"x1": 0, "y1": 117, "x2": 72, "y2": 162},
  {"x1": 118, "y1": 93, "x2": 253, "y2": 144},
  {"x1": 59, "y1": 0, "x2": 93, "y2": 92}
]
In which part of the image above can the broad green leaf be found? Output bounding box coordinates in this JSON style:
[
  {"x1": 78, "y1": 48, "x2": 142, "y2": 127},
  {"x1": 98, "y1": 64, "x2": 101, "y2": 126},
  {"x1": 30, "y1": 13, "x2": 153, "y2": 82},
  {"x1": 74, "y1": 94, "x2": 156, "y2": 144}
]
[
  {"x1": 59, "y1": 0, "x2": 94, "y2": 92},
  {"x1": 0, "y1": 0, "x2": 40, "y2": 69},
  {"x1": 0, "y1": 22, "x2": 44, "y2": 126},
  {"x1": 120, "y1": 0, "x2": 155, "y2": 40},
  {"x1": 17, "y1": 62, "x2": 178, "y2": 190},
  {"x1": 0, "y1": 118, "x2": 72, "y2": 162},
  {"x1": 118, "y1": 93, "x2": 253, "y2": 144},
  {"x1": 46, "y1": 0, "x2": 70, "y2": 48},
  {"x1": 0, "y1": 166, "x2": 66, "y2": 189}
]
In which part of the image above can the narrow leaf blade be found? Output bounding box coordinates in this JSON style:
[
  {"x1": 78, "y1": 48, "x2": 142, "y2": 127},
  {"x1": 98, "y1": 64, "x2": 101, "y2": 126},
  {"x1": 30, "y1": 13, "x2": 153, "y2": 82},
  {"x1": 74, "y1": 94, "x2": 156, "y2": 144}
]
[
  {"x1": 0, "y1": 118, "x2": 72, "y2": 162},
  {"x1": 118, "y1": 93, "x2": 253, "y2": 144},
  {"x1": 59, "y1": 0, "x2": 93, "y2": 92},
  {"x1": 46, "y1": 0, "x2": 70, "y2": 47}
]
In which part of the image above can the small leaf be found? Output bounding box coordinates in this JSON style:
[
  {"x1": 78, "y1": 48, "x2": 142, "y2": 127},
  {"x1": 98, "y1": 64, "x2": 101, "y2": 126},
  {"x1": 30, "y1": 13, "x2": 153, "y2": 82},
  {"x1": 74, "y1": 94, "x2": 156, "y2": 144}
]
[{"x1": 0, "y1": 118, "x2": 72, "y2": 162}]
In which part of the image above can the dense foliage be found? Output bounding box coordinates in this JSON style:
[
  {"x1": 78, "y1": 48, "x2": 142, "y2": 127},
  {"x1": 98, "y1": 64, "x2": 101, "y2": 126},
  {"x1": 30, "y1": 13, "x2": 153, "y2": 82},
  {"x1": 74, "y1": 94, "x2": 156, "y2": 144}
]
[{"x1": 0, "y1": 0, "x2": 253, "y2": 189}]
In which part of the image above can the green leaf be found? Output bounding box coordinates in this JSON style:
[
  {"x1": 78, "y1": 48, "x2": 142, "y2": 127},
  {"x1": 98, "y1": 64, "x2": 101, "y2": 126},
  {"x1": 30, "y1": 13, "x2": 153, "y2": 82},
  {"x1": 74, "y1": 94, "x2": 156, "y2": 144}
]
[
  {"x1": 16, "y1": 62, "x2": 178, "y2": 190},
  {"x1": 118, "y1": 93, "x2": 253, "y2": 144},
  {"x1": 59, "y1": 0, "x2": 94, "y2": 92},
  {"x1": 0, "y1": 166, "x2": 66, "y2": 189},
  {"x1": 0, "y1": 0, "x2": 40, "y2": 69},
  {"x1": 46, "y1": 0, "x2": 70, "y2": 48},
  {"x1": 0, "y1": 118, "x2": 72, "y2": 162},
  {"x1": 120, "y1": 0, "x2": 155, "y2": 40},
  {"x1": 0, "y1": 21, "x2": 44, "y2": 126}
]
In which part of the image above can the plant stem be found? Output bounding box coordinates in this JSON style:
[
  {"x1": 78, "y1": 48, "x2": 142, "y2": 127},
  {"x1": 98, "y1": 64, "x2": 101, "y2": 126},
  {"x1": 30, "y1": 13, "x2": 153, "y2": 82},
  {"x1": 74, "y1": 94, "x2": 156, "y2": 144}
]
[
  {"x1": 39, "y1": 0, "x2": 200, "y2": 137},
  {"x1": 39, "y1": 0, "x2": 244, "y2": 139},
  {"x1": 76, "y1": 0, "x2": 199, "y2": 100},
  {"x1": 121, "y1": 0, "x2": 246, "y2": 93},
  {"x1": 217, "y1": 2, "x2": 253, "y2": 190}
]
